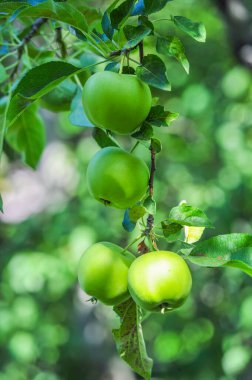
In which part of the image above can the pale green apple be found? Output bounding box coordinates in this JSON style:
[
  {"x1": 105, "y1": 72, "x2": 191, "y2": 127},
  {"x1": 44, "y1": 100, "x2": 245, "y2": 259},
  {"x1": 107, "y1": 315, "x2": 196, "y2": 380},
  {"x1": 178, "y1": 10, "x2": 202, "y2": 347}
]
[
  {"x1": 78, "y1": 242, "x2": 135, "y2": 305},
  {"x1": 86, "y1": 147, "x2": 149, "y2": 209},
  {"x1": 128, "y1": 251, "x2": 192, "y2": 312},
  {"x1": 82, "y1": 71, "x2": 152, "y2": 135}
]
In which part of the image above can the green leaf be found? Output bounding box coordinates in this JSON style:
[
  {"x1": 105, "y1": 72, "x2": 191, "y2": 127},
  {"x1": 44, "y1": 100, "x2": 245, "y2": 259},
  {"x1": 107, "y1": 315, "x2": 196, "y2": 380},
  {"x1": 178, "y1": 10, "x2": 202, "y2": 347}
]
[
  {"x1": 0, "y1": 63, "x2": 8, "y2": 83},
  {"x1": 150, "y1": 137, "x2": 162, "y2": 153},
  {"x1": 156, "y1": 36, "x2": 189, "y2": 74},
  {"x1": 143, "y1": 196, "x2": 156, "y2": 215},
  {"x1": 161, "y1": 221, "x2": 183, "y2": 242},
  {"x1": 184, "y1": 226, "x2": 205, "y2": 244},
  {"x1": 92, "y1": 128, "x2": 119, "y2": 148},
  {"x1": 0, "y1": 96, "x2": 8, "y2": 157},
  {"x1": 188, "y1": 234, "x2": 252, "y2": 276},
  {"x1": 17, "y1": 0, "x2": 89, "y2": 33},
  {"x1": 0, "y1": 193, "x2": 3, "y2": 213},
  {"x1": 69, "y1": 88, "x2": 94, "y2": 128},
  {"x1": 7, "y1": 61, "x2": 79, "y2": 127},
  {"x1": 146, "y1": 105, "x2": 179, "y2": 127},
  {"x1": 131, "y1": 122, "x2": 153, "y2": 140},
  {"x1": 136, "y1": 54, "x2": 171, "y2": 91},
  {"x1": 101, "y1": 0, "x2": 120, "y2": 39},
  {"x1": 142, "y1": 0, "x2": 172, "y2": 15},
  {"x1": 113, "y1": 299, "x2": 153, "y2": 380},
  {"x1": 124, "y1": 24, "x2": 152, "y2": 49},
  {"x1": 122, "y1": 209, "x2": 136, "y2": 232},
  {"x1": 172, "y1": 16, "x2": 206, "y2": 43},
  {"x1": 168, "y1": 203, "x2": 213, "y2": 228},
  {"x1": 129, "y1": 205, "x2": 146, "y2": 222},
  {"x1": 6, "y1": 104, "x2": 45, "y2": 169},
  {"x1": 110, "y1": 0, "x2": 135, "y2": 30}
]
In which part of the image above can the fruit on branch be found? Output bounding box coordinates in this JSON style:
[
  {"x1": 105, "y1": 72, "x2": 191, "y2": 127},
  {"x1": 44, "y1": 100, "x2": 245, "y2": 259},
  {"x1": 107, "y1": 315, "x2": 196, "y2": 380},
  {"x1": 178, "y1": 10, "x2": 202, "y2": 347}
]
[
  {"x1": 82, "y1": 71, "x2": 152, "y2": 135},
  {"x1": 86, "y1": 147, "x2": 149, "y2": 209},
  {"x1": 128, "y1": 251, "x2": 192, "y2": 312},
  {"x1": 40, "y1": 80, "x2": 77, "y2": 112},
  {"x1": 78, "y1": 242, "x2": 135, "y2": 305}
]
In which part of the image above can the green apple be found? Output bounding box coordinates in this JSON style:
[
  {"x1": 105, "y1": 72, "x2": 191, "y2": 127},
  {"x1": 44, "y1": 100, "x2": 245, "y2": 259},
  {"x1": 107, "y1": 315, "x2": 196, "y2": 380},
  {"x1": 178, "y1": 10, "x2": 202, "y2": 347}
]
[
  {"x1": 40, "y1": 80, "x2": 77, "y2": 112},
  {"x1": 86, "y1": 147, "x2": 149, "y2": 209},
  {"x1": 78, "y1": 242, "x2": 135, "y2": 305},
  {"x1": 82, "y1": 71, "x2": 152, "y2": 135},
  {"x1": 128, "y1": 251, "x2": 192, "y2": 313}
]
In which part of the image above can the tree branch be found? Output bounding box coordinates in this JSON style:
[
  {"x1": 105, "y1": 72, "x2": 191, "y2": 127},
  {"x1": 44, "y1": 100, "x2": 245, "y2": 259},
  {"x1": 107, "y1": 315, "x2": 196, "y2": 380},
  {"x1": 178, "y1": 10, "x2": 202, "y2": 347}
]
[
  {"x1": 10, "y1": 17, "x2": 47, "y2": 80},
  {"x1": 55, "y1": 27, "x2": 67, "y2": 58}
]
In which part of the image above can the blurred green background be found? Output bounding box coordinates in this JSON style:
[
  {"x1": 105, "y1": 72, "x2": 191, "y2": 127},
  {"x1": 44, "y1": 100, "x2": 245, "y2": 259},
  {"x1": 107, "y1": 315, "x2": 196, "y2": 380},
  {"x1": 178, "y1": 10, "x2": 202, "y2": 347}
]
[{"x1": 1, "y1": 0, "x2": 252, "y2": 379}]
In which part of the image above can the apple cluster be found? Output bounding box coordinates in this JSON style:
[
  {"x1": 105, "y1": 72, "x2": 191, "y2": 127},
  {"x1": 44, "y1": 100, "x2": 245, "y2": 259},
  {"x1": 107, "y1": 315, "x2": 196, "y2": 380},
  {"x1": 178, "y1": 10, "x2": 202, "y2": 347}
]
[{"x1": 78, "y1": 71, "x2": 192, "y2": 313}]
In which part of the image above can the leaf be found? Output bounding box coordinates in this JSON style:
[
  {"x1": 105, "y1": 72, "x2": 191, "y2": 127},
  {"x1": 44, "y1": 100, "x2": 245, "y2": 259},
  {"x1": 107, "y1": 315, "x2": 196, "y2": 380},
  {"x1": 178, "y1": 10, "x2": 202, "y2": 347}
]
[
  {"x1": 92, "y1": 128, "x2": 119, "y2": 148},
  {"x1": 144, "y1": 0, "x2": 172, "y2": 15},
  {"x1": 101, "y1": 0, "x2": 120, "y2": 39},
  {"x1": 156, "y1": 36, "x2": 189, "y2": 74},
  {"x1": 168, "y1": 204, "x2": 213, "y2": 228},
  {"x1": 69, "y1": 88, "x2": 94, "y2": 128},
  {"x1": 150, "y1": 137, "x2": 162, "y2": 153},
  {"x1": 188, "y1": 234, "x2": 252, "y2": 276},
  {"x1": 131, "y1": 122, "x2": 153, "y2": 140},
  {"x1": 184, "y1": 226, "x2": 205, "y2": 244},
  {"x1": 124, "y1": 24, "x2": 152, "y2": 49},
  {"x1": 0, "y1": 63, "x2": 8, "y2": 83},
  {"x1": 136, "y1": 54, "x2": 171, "y2": 91},
  {"x1": 101, "y1": 11, "x2": 114, "y2": 40},
  {"x1": 113, "y1": 299, "x2": 153, "y2": 380},
  {"x1": 110, "y1": 0, "x2": 135, "y2": 30},
  {"x1": 17, "y1": 0, "x2": 89, "y2": 33},
  {"x1": 172, "y1": 16, "x2": 206, "y2": 43},
  {"x1": 143, "y1": 196, "x2": 156, "y2": 215},
  {"x1": 105, "y1": 61, "x2": 120, "y2": 72},
  {"x1": 146, "y1": 105, "x2": 179, "y2": 127},
  {"x1": 0, "y1": 193, "x2": 3, "y2": 213},
  {"x1": 128, "y1": 205, "x2": 146, "y2": 222},
  {"x1": 161, "y1": 221, "x2": 183, "y2": 242},
  {"x1": 6, "y1": 104, "x2": 45, "y2": 169},
  {"x1": 7, "y1": 61, "x2": 79, "y2": 127},
  {"x1": 122, "y1": 209, "x2": 136, "y2": 232},
  {"x1": 0, "y1": 96, "x2": 8, "y2": 157}
]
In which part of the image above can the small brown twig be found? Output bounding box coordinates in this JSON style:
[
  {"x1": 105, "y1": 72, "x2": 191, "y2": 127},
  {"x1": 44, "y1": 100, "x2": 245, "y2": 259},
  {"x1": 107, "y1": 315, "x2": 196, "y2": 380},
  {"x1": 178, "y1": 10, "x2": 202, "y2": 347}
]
[
  {"x1": 10, "y1": 17, "x2": 47, "y2": 80},
  {"x1": 55, "y1": 27, "x2": 67, "y2": 58},
  {"x1": 139, "y1": 40, "x2": 144, "y2": 64}
]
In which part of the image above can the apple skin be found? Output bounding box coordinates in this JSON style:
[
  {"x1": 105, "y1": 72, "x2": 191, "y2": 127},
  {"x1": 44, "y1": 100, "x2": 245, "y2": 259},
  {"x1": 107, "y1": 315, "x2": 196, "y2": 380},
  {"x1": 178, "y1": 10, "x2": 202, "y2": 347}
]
[
  {"x1": 128, "y1": 251, "x2": 192, "y2": 312},
  {"x1": 40, "y1": 80, "x2": 77, "y2": 112},
  {"x1": 82, "y1": 71, "x2": 152, "y2": 135},
  {"x1": 78, "y1": 242, "x2": 135, "y2": 305},
  {"x1": 86, "y1": 147, "x2": 150, "y2": 209}
]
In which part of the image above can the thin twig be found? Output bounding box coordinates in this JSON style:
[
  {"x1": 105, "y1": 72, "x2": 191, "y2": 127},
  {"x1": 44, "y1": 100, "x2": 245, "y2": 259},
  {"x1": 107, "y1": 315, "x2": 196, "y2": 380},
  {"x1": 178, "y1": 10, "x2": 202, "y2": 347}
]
[
  {"x1": 55, "y1": 27, "x2": 67, "y2": 58},
  {"x1": 10, "y1": 17, "x2": 47, "y2": 80},
  {"x1": 139, "y1": 40, "x2": 144, "y2": 64}
]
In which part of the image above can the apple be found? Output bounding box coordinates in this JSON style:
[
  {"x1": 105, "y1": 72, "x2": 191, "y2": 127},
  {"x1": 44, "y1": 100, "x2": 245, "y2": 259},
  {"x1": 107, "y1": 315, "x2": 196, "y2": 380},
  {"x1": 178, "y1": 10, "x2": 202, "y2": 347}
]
[
  {"x1": 78, "y1": 242, "x2": 135, "y2": 305},
  {"x1": 128, "y1": 251, "x2": 192, "y2": 312},
  {"x1": 86, "y1": 147, "x2": 149, "y2": 209},
  {"x1": 82, "y1": 71, "x2": 152, "y2": 135},
  {"x1": 40, "y1": 80, "x2": 77, "y2": 112}
]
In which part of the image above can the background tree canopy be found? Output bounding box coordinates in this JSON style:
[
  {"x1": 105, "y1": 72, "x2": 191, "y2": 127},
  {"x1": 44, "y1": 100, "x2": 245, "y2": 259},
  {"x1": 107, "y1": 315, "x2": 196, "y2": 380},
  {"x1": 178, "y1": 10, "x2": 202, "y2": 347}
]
[{"x1": 0, "y1": 0, "x2": 252, "y2": 379}]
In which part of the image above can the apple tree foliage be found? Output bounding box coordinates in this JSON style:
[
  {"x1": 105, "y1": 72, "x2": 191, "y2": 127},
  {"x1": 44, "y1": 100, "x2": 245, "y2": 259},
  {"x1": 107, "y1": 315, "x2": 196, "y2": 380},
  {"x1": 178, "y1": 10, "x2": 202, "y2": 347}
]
[{"x1": 0, "y1": 1, "x2": 252, "y2": 379}]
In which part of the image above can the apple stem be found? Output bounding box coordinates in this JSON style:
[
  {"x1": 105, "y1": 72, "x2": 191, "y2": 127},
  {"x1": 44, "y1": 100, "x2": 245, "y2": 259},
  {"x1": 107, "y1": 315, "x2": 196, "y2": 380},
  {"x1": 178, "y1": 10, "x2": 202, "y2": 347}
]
[
  {"x1": 122, "y1": 235, "x2": 143, "y2": 254},
  {"x1": 119, "y1": 54, "x2": 125, "y2": 74}
]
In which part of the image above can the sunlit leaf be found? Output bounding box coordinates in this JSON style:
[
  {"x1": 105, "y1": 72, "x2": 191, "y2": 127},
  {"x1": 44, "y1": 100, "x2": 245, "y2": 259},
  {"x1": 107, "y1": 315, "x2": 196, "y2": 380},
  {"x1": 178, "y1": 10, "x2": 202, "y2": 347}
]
[{"x1": 172, "y1": 16, "x2": 206, "y2": 43}]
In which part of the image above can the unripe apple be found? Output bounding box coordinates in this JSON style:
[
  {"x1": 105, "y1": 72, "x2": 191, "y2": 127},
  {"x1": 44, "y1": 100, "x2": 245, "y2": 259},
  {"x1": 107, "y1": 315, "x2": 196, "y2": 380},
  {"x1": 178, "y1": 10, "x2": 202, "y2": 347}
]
[
  {"x1": 86, "y1": 147, "x2": 149, "y2": 209},
  {"x1": 128, "y1": 251, "x2": 192, "y2": 312},
  {"x1": 78, "y1": 242, "x2": 135, "y2": 305},
  {"x1": 82, "y1": 71, "x2": 152, "y2": 135}
]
